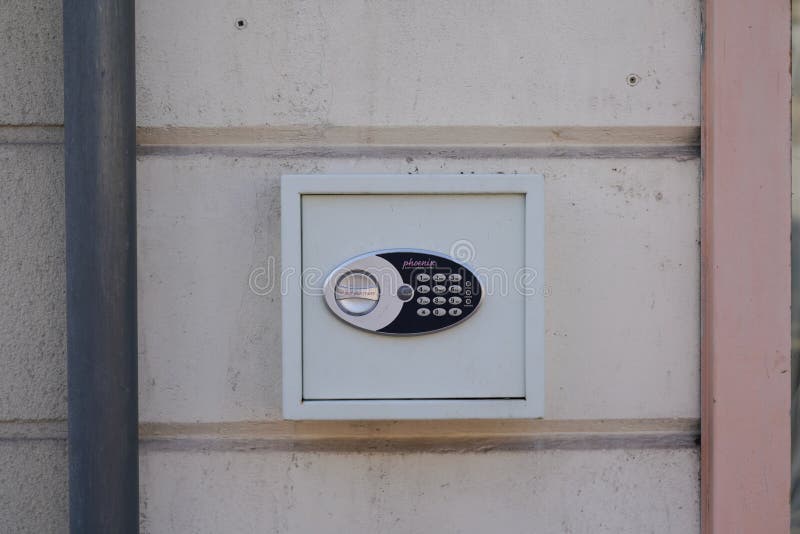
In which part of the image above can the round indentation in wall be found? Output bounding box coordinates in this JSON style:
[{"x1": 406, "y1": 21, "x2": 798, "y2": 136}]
[
  {"x1": 626, "y1": 73, "x2": 641, "y2": 86},
  {"x1": 235, "y1": 18, "x2": 247, "y2": 30}
]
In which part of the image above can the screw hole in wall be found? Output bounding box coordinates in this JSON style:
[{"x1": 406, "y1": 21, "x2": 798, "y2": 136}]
[
  {"x1": 626, "y1": 73, "x2": 640, "y2": 86},
  {"x1": 235, "y1": 18, "x2": 247, "y2": 30}
]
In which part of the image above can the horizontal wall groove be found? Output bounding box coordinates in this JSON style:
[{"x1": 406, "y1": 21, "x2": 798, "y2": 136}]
[
  {"x1": 0, "y1": 421, "x2": 67, "y2": 441},
  {"x1": 137, "y1": 125, "x2": 699, "y2": 159},
  {"x1": 137, "y1": 125, "x2": 700, "y2": 146},
  {"x1": 0, "y1": 125, "x2": 699, "y2": 160},
  {"x1": 141, "y1": 418, "x2": 699, "y2": 453},
  {"x1": 0, "y1": 125, "x2": 64, "y2": 144},
  {"x1": 138, "y1": 144, "x2": 699, "y2": 160},
  {"x1": 0, "y1": 418, "x2": 699, "y2": 451}
]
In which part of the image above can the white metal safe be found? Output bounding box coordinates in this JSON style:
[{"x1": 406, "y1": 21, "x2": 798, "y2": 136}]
[{"x1": 281, "y1": 174, "x2": 544, "y2": 419}]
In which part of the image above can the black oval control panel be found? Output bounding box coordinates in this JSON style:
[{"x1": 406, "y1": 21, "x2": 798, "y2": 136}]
[
  {"x1": 375, "y1": 251, "x2": 482, "y2": 334},
  {"x1": 322, "y1": 249, "x2": 483, "y2": 335}
]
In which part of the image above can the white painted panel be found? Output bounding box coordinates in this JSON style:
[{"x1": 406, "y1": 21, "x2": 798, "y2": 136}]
[
  {"x1": 301, "y1": 194, "x2": 526, "y2": 400},
  {"x1": 136, "y1": 0, "x2": 700, "y2": 127},
  {"x1": 137, "y1": 155, "x2": 698, "y2": 422},
  {"x1": 140, "y1": 448, "x2": 699, "y2": 533}
]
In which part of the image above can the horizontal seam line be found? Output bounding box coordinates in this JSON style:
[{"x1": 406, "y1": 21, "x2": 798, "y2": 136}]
[
  {"x1": 135, "y1": 145, "x2": 699, "y2": 160},
  {"x1": 0, "y1": 125, "x2": 700, "y2": 149},
  {"x1": 0, "y1": 419, "x2": 699, "y2": 451},
  {"x1": 0, "y1": 419, "x2": 700, "y2": 450}
]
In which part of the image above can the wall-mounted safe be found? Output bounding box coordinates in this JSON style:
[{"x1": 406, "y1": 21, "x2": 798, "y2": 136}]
[{"x1": 281, "y1": 174, "x2": 544, "y2": 419}]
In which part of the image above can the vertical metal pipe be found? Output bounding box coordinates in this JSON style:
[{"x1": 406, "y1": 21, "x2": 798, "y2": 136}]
[{"x1": 63, "y1": 0, "x2": 138, "y2": 532}]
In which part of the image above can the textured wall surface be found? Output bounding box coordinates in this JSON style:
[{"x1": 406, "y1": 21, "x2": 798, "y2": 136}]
[
  {"x1": 136, "y1": 0, "x2": 700, "y2": 127},
  {"x1": 137, "y1": 155, "x2": 699, "y2": 423},
  {"x1": 0, "y1": 0, "x2": 63, "y2": 125},
  {"x1": 140, "y1": 448, "x2": 699, "y2": 534},
  {"x1": 1, "y1": 0, "x2": 702, "y2": 531},
  {"x1": 0, "y1": 0, "x2": 67, "y2": 531},
  {"x1": 137, "y1": 0, "x2": 700, "y2": 533},
  {"x1": 0, "y1": 145, "x2": 66, "y2": 421},
  {"x1": 0, "y1": 440, "x2": 67, "y2": 532}
]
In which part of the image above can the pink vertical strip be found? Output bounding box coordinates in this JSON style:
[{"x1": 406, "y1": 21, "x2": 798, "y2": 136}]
[{"x1": 701, "y1": 0, "x2": 791, "y2": 532}]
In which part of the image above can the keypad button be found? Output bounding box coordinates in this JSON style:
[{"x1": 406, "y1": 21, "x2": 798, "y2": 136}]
[
  {"x1": 433, "y1": 308, "x2": 446, "y2": 317},
  {"x1": 449, "y1": 285, "x2": 463, "y2": 294},
  {"x1": 417, "y1": 308, "x2": 431, "y2": 317},
  {"x1": 416, "y1": 296, "x2": 430, "y2": 305},
  {"x1": 448, "y1": 308, "x2": 463, "y2": 317},
  {"x1": 417, "y1": 285, "x2": 430, "y2": 294},
  {"x1": 432, "y1": 273, "x2": 446, "y2": 282},
  {"x1": 433, "y1": 296, "x2": 446, "y2": 305},
  {"x1": 448, "y1": 274, "x2": 462, "y2": 282},
  {"x1": 397, "y1": 284, "x2": 414, "y2": 301},
  {"x1": 448, "y1": 296, "x2": 462, "y2": 305},
  {"x1": 416, "y1": 273, "x2": 430, "y2": 282},
  {"x1": 432, "y1": 285, "x2": 447, "y2": 295}
]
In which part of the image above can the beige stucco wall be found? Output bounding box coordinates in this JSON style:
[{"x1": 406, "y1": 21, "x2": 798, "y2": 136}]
[
  {"x1": 138, "y1": 156, "x2": 699, "y2": 423},
  {"x1": 1, "y1": 0, "x2": 702, "y2": 532},
  {"x1": 140, "y1": 448, "x2": 698, "y2": 533}
]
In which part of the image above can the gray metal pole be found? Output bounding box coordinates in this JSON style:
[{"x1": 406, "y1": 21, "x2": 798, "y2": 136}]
[{"x1": 63, "y1": 0, "x2": 138, "y2": 531}]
